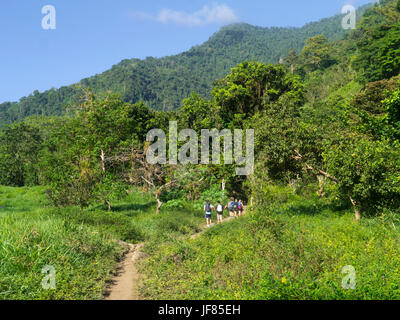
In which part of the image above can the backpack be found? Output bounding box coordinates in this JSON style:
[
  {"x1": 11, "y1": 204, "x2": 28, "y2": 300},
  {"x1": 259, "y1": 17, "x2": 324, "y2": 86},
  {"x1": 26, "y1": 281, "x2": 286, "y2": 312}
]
[
  {"x1": 234, "y1": 202, "x2": 238, "y2": 210},
  {"x1": 205, "y1": 203, "x2": 212, "y2": 212},
  {"x1": 228, "y1": 201, "x2": 234, "y2": 210},
  {"x1": 216, "y1": 204, "x2": 224, "y2": 213},
  {"x1": 238, "y1": 203, "x2": 243, "y2": 210}
]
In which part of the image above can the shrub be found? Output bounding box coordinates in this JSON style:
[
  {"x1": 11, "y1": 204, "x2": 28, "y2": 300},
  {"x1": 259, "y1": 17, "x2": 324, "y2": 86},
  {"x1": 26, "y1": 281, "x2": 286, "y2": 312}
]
[{"x1": 323, "y1": 137, "x2": 400, "y2": 215}]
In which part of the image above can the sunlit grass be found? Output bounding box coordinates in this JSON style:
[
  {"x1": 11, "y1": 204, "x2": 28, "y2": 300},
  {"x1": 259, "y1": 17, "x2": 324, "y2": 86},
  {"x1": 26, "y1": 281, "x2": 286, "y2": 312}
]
[
  {"x1": 139, "y1": 193, "x2": 400, "y2": 300},
  {"x1": 0, "y1": 186, "x2": 203, "y2": 300}
]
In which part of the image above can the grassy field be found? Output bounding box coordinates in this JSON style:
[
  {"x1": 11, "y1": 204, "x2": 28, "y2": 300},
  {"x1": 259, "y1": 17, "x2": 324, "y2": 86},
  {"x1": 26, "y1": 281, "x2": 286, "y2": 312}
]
[
  {"x1": 138, "y1": 193, "x2": 400, "y2": 300},
  {"x1": 0, "y1": 186, "x2": 203, "y2": 300},
  {"x1": 3, "y1": 185, "x2": 400, "y2": 300}
]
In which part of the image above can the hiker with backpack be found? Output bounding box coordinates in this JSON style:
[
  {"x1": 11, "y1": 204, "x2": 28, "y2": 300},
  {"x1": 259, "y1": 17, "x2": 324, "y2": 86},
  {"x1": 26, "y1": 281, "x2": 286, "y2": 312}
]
[
  {"x1": 216, "y1": 201, "x2": 225, "y2": 224},
  {"x1": 234, "y1": 199, "x2": 239, "y2": 217},
  {"x1": 227, "y1": 198, "x2": 235, "y2": 217},
  {"x1": 238, "y1": 200, "x2": 244, "y2": 216},
  {"x1": 204, "y1": 200, "x2": 214, "y2": 227}
]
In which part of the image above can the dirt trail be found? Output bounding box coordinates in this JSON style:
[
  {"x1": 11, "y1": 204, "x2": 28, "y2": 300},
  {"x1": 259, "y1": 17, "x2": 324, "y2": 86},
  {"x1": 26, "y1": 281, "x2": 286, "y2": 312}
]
[
  {"x1": 191, "y1": 208, "x2": 247, "y2": 239},
  {"x1": 104, "y1": 242, "x2": 144, "y2": 300},
  {"x1": 104, "y1": 208, "x2": 247, "y2": 300}
]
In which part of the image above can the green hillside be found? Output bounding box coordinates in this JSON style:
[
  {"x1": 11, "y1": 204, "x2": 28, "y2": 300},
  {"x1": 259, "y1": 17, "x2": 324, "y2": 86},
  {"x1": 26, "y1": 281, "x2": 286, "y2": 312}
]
[
  {"x1": 1, "y1": 0, "x2": 400, "y2": 300},
  {"x1": 0, "y1": 4, "x2": 370, "y2": 126}
]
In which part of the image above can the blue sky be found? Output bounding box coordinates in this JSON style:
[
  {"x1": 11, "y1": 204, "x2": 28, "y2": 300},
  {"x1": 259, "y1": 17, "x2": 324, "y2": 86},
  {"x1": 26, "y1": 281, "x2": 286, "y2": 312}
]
[{"x1": 0, "y1": 0, "x2": 375, "y2": 103}]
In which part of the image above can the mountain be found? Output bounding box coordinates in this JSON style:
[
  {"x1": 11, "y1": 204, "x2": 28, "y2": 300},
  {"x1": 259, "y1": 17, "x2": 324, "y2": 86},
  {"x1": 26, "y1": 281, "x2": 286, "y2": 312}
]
[{"x1": 0, "y1": 4, "x2": 372, "y2": 126}]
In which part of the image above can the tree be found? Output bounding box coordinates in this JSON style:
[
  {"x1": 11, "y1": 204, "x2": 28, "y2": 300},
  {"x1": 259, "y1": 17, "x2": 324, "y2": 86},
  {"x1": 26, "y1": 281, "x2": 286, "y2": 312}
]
[
  {"x1": 353, "y1": 1, "x2": 400, "y2": 84},
  {"x1": 323, "y1": 137, "x2": 400, "y2": 218},
  {"x1": 179, "y1": 93, "x2": 219, "y2": 131},
  {"x1": 298, "y1": 35, "x2": 335, "y2": 71},
  {"x1": 42, "y1": 91, "x2": 159, "y2": 208},
  {"x1": 351, "y1": 77, "x2": 400, "y2": 115},
  {"x1": 383, "y1": 85, "x2": 400, "y2": 139},
  {"x1": 103, "y1": 146, "x2": 178, "y2": 214},
  {"x1": 347, "y1": 80, "x2": 400, "y2": 141},
  {"x1": 212, "y1": 61, "x2": 304, "y2": 127},
  {"x1": 0, "y1": 122, "x2": 43, "y2": 186},
  {"x1": 284, "y1": 48, "x2": 298, "y2": 74}
]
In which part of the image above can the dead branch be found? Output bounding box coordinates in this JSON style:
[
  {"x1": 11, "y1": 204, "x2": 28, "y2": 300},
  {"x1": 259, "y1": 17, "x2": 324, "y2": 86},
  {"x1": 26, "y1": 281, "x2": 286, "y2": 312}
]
[{"x1": 292, "y1": 149, "x2": 359, "y2": 221}]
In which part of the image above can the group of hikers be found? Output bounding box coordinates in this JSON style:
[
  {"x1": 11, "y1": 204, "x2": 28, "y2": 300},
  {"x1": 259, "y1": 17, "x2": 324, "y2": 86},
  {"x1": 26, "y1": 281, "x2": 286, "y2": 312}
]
[{"x1": 203, "y1": 198, "x2": 245, "y2": 227}]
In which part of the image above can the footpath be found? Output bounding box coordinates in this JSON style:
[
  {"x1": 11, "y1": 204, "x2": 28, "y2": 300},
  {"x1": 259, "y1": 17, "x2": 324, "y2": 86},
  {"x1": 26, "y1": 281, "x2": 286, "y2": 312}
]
[{"x1": 104, "y1": 209, "x2": 246, "y2": 300}]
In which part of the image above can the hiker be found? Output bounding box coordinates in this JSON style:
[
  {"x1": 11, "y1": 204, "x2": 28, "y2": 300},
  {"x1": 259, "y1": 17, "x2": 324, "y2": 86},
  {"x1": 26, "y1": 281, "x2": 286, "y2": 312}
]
[
  {"x1": 234, "y1": 199, "x2": 239, "y2": 217},
  {"x1": 204, "y1": 200, "x2": 214, "y2": 227},
  {"x1": 238, "y1": 200, "x2": 244, "y2": 216},
  {"x1": 216, "y1": 201, "x2": 225, "y2": 224},
  {"x1": 227, "y1": 198, "x2": 235, "y2": 217}
]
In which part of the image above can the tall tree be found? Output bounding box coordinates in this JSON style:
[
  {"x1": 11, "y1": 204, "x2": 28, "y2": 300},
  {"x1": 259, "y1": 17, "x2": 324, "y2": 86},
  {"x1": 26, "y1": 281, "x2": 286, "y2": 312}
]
[{"x1": 0, "y1": 123, "x2": 43, "y2": 186}]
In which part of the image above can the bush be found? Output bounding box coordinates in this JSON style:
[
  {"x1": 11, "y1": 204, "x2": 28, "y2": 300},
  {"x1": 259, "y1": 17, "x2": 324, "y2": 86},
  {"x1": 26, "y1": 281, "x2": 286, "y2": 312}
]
[
  {"x1": 323, "y1": 137, "x2": 400, "y2": 215},
  {"x1": 139, "y1": 195, "x2": 400, "y2": 300}
]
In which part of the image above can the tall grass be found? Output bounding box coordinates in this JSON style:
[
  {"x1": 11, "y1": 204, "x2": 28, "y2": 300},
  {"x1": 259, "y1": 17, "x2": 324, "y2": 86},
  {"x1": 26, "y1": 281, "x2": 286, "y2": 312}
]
[
  {"x1": 0, "y1": 186, "x2": 204, "y2": 300},
  {"x1": 138, "y1": 192, "x2": 400, "y2": 300}
]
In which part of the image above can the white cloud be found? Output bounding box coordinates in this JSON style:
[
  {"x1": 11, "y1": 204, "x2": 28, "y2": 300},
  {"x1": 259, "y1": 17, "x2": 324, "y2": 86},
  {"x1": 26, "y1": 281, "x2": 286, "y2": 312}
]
[{"x1": 133, "y1": 3, "x2": 239, "y2": 27}]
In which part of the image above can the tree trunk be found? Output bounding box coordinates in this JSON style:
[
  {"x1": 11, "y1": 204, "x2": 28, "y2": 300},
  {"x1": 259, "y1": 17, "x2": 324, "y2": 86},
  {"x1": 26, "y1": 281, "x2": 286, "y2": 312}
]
[
  {"x1": 154, "y1": 190, "x2": 163, "y2": 214},
  {"x1": 105, "y1": 199, "x2": 111, "y2": 212},
  {"x1": 100, "y1": 149, "x2": 105, "y2": 173},
  {"x1": 156, "y1": 197, "x2": 163, "y2": 214},
  {"x1": 350, "y1": 197, "x2": 361, "y2": 221},
  {"x1": 354, "y1": 207, "x2": 361, "y2": 221},
  {"x1": 317, "y1": 175, "x2": 326, "y2": 198},
  {"x1": 222, "y1": 179, "x2": 226, "y2": 191},
  {"x1": 100, "y1": 150, "x2": 110, "y2": 211}
]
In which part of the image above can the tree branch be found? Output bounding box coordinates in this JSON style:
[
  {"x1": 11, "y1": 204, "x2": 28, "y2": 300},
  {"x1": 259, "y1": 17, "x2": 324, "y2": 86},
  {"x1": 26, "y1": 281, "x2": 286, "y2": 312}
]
[{"x1": 292, "y1": 149, "x2": 360, "y2": 221}]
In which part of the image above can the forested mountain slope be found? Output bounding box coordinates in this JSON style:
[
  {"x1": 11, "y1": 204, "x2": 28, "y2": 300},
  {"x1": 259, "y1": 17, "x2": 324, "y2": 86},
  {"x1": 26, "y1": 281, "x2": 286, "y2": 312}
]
[
  {"x1": 2, "y1": 0, "x2": 400, "y2": 301},
  {"x1": 0, "y1": 4, "x2": 371, "y2": 126}
]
